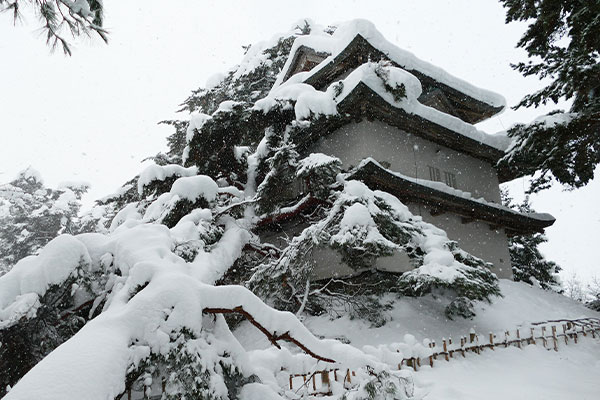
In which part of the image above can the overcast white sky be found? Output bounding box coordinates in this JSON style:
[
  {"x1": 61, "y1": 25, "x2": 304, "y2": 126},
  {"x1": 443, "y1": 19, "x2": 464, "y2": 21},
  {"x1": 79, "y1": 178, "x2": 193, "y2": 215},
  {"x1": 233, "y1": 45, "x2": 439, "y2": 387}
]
[{"x1": 1, "y1": 0, "x2": 598, "y2": 283}]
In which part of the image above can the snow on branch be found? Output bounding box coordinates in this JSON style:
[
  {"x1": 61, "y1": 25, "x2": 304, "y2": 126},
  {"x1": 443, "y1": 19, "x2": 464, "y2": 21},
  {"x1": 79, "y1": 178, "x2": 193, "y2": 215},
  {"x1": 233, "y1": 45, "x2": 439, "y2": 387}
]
[{"x1": 203, "y1": 305, "x2": 336, "y2": 363}]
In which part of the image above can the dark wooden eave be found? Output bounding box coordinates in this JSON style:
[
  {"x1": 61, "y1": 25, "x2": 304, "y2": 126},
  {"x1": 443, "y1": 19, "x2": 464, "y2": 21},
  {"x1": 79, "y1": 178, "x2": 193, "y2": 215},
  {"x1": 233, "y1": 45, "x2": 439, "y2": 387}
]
[
  {"x1": 282, "y1": 45, "x2": 329, "y2": 83},
  {"x1": 348, "y1": 160, "x2": 555, "y2": 236},
  {"x1": 300, "y1": 34, "x2": 504, "y2": 124}
]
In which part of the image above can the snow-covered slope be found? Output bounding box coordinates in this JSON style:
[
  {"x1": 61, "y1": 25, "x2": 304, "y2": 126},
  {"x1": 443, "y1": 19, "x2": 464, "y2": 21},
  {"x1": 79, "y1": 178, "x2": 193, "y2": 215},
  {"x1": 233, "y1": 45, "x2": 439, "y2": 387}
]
[
  {"x1": 236, "y1": 280, "x2": 599, "y2": 349},
  {"x1": 414, "y1": 338, "x2": 600, "y2": 400},
  {"x1": 235, "y1": 280, "x2": 600, "y2": 398}
]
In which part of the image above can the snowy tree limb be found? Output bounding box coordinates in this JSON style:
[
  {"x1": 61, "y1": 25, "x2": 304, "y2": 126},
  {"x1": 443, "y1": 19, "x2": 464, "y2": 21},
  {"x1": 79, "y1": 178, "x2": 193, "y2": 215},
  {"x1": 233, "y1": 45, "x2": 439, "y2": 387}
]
[{"x1": 203, "y1": 306, "x2": 336, "y2": 363}]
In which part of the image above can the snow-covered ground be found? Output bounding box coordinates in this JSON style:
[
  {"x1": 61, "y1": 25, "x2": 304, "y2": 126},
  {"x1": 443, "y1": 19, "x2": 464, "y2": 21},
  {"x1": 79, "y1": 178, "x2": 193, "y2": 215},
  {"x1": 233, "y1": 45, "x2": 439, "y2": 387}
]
[
  {"x1": 414, "y1": 338, "x2": 600, "y2": 400},
  {"x1": 235, "y1": 279, "x2": 600, "y2": 398}
]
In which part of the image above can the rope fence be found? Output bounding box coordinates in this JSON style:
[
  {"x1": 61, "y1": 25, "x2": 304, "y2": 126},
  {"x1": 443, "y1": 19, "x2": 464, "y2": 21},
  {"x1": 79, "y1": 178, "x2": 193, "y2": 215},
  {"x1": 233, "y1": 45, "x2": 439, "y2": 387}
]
[{"x1": 287, "y1": 317, "x2": 600, "y2": 395}]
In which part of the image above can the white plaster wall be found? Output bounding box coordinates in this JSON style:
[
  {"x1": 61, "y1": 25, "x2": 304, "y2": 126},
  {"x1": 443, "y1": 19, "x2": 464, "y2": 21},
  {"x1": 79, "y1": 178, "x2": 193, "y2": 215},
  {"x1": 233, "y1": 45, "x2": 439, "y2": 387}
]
[
  {"x1": 408, "y1": 203, "x2": 513, "y2": 279},
  {"x1": 307, "y1": 120, "x2": 502, "y2": 203},
  {"x1": 259, "y1": 228, "x2": 414, "y2": 281}
]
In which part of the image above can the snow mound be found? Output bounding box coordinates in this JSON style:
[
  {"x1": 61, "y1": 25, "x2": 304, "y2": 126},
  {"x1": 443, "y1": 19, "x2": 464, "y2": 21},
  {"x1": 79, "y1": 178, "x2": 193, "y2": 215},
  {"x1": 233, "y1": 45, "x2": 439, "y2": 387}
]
[
  {"x1": 339, "y1": 203, "x2": 376, "y2": 228},
  {"x1": 296, "y1": 153, "x2": 340, "y2": 176},
  {"x1": 186, "y1": 112, "x2": 212, "y2": 142},
  {"x1": 169, "y1": 175, "x2": 218, "y2": 203},
  {"x1": 0, "y1": 235, "x2": 91, "y2": 328},
  {"x1": 137, "y1": 164, "x2": 198, "y2": 195}
]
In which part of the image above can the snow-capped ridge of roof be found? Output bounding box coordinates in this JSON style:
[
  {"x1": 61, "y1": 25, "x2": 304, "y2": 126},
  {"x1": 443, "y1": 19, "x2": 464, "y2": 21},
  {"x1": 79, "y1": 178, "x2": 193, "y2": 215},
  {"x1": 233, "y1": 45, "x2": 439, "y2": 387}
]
[
  {"x1": 272, "y1": 19, "x2": 506, "y2": 110},
  {"x1": 257, "y1": 62, "x2": 511, "y2": 152}
]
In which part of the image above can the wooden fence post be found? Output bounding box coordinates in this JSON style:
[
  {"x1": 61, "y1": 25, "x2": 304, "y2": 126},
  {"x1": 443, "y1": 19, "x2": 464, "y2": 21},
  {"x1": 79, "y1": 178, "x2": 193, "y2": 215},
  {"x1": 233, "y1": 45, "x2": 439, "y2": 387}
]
[
  {"x1": 504, "y1": 331, "x2": 509, "y2": 348},
  {"x1": 541, "y1": 326, "x2": 547, "y2": 348},
  {"x1": 289, "y1": 375, "x2": 293, "y2": 390},
  {"x1": 516, "y1": 329, "x2": 521, "y2": 349},
  {"x1": 443, "y1": 339, "x2": 449, "y2": 361},
  {"x1": 460, "y1": 337, "x2": 465, "y2": 357},
  {"x1": 530, "y1": 327, "x2": 536, "y2": 345},
  {"x1": 489, "y1": 333, "x2": 494, "y2": 350},
  {"x1": 321, "y1": 371, "x2": 330, "y2": 392},
  {"x1": 551, "y1": 326, "x2": 558, "y2": 351},
  {"x1": 469, "y1": 331, "x2": 477, "y2": 354},
  {"x1": 448, "y1": 337, "x2": 453, "y2": 358}
]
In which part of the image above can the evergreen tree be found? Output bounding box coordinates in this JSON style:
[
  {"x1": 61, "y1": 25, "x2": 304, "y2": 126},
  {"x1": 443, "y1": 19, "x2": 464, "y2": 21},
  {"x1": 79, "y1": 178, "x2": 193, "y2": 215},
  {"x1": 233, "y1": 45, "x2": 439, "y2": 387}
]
[
  {"x1": 0, "y1": 167, "x2": 88, "y2": 274},
  {"x1": 502, "y1": 190, "x2": 561, "y2": 290},
  {"x1": 250, "y1": 179, "x2": 500, "y2": 325},
  {"x1": 1, "y1": 0, "x2": 107, "y2": 55},
  {"x1": 586, "y1": 277, "x2": 600, "y2": 311},
  {"x1": 255, "y1": 140, "x2": 300, "y2": 215},
  {"x1": 498, "y1": 0, "x2": 600, "y2": 193}
]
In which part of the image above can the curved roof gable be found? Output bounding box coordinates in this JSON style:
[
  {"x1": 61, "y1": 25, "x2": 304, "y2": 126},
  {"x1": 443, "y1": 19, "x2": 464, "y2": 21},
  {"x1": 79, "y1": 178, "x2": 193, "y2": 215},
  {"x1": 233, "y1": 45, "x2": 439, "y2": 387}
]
[{"x1": 283, "y1": 33, "x2": 505, "y2": 124}]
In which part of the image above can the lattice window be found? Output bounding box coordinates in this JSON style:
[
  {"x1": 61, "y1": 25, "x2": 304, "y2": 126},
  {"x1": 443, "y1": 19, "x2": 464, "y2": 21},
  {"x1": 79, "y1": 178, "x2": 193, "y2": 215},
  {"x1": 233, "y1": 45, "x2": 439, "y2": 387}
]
[
  {"x1": 428, "y1": 165, "x2": 441, "y2": 182},
  {"x1": 444, "y1": 171, "x2": 457, "y2": 188}
]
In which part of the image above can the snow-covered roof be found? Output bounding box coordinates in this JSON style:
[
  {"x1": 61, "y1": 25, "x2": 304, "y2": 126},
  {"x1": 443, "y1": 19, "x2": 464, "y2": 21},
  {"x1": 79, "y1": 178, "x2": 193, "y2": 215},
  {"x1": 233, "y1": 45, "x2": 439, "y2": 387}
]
[
  {"x1": 256, "y1": 61, "x2": 510, "y2": 165},
  {"x1": 273, "y1": 20, "x2": 506, "y2": 124},
  {"x1": 348, "y1": 158, "x2": 555, "y2": 235}
]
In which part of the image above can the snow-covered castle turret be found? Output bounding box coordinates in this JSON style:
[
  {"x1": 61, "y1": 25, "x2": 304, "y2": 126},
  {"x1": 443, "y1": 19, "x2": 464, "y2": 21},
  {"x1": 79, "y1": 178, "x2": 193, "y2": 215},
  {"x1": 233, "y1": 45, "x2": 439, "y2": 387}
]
[{"x1": 255, "y1": 20, "x2": 555, "y2": 280}]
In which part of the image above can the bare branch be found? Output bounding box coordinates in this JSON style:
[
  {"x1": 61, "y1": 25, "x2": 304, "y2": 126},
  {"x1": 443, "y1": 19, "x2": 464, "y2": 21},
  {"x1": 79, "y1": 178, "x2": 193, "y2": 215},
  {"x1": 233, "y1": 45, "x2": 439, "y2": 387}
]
[{"x1": 203, "y1": 306, "x2": 336, "y2": 363}]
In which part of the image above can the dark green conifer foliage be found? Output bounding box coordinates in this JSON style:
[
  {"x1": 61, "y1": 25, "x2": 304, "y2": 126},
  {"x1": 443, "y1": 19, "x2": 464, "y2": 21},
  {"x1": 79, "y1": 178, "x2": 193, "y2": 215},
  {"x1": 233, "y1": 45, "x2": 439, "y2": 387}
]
[
  {"x1": 0, "y1": 256, "x2": 111, "y2": 396},
  {"x1": 125, "y1": 326, "x2": 257, "y2": 400},
  {"x1": 256, "y1": 141, "x2": 300, "y2": 215},
  {"x1": 1, "y1": 0, "x2": 108, "y2": 55},
  {"x1": 502, "y1": 190, "x2": 561, "y2": 290},
  {"x1": 250, "y1": 183, "x2": 500, "y2": 324},
  {"x1": 499, "y1": 0, "x2": 600, "y2": 192},
  {"x1": 0, "y1": 170, "x2": 88, "y2": 273},
  {"x1": 149, "y1": 120, "x2": 189, "y2": 166},
  {"x1": 161, "y1": 24, "x2": 309, "y2": 171},
  {"x1": 185, "y1": 105, "x2": 252, "y2": 184},
  {"x1": 296, "y1": 154, "x2": 342, "y2": 200}
]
